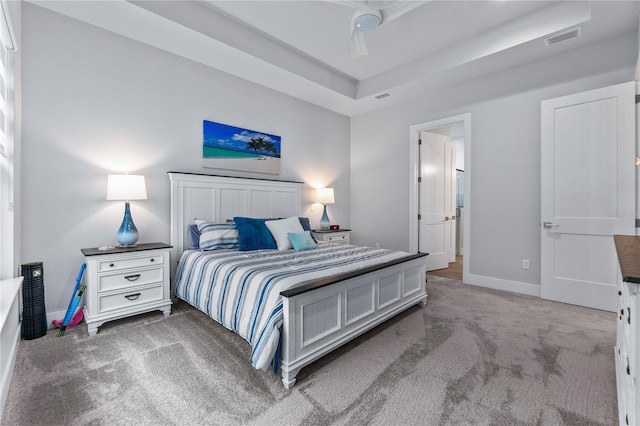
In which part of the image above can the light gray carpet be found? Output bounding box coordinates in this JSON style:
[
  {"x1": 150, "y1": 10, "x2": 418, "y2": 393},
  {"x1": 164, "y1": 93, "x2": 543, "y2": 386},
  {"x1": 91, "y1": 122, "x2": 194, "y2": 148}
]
[{"x1": 2, "y1": 276, "x2": 617, "y2": 425}]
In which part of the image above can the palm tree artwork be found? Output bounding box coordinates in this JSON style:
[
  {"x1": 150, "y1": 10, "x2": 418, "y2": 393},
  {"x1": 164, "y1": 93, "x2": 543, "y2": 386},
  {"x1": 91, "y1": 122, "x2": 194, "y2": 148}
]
[
  {"x1": 247, "y1": 137, "x2": 277, "y2": 160},
  {"x1": 202, "y1": 120, "x2": 281, "y2": 174}
]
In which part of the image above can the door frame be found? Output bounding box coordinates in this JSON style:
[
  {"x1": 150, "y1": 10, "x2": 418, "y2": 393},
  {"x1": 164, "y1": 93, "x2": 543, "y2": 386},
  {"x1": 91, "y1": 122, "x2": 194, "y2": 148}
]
[{"x1": 409, "y1": 113, "x2": 471, "y2": 282}]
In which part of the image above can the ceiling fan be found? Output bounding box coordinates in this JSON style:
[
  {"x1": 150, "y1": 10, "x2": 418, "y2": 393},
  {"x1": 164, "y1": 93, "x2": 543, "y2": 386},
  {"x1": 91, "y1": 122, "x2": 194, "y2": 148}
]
[{"x1": 337, "y1": 1, "x2": 428, "y2": 57}]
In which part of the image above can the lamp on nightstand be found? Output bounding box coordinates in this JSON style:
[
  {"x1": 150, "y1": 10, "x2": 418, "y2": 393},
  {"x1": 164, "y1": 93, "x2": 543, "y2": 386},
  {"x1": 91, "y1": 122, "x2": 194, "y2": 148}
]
[
  {"x1": 316, "y1": 187, "x2": 335, "y2": 230},
  {"x1": 106, "y1": 174, "x2": 147, "y2": 247}
]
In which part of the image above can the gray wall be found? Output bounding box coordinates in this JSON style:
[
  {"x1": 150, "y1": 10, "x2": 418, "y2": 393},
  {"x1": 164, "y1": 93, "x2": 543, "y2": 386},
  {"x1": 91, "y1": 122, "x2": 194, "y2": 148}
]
[
  {"x1": 351, "y1": 33, "x2": 636, "y2": 292},
  {"x1": 21, "y1": 4, "x2": 350, "y2": 316},
  {"x1": 20, "y1": 3, "x2": 640, "y2": 314}
]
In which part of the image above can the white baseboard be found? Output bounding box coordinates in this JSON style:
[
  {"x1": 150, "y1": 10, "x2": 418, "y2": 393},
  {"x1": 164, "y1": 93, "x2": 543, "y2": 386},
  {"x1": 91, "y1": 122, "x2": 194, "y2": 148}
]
[
  {"x1": 0, "y1": 321, "x2": 20, "y2": 421},
  {"x1": 463, "y1": 273, "x2": 541, "y2": 297}
]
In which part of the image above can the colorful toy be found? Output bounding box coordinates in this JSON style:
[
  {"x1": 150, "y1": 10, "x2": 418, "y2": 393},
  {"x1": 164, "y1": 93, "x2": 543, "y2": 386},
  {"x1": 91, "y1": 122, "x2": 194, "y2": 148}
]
[
  {"x1": 54, "y1": 263, "x2": 86, "y2": 336},
  {"x1": 52, "y1": 306, "x2": 84, "y2": 329}
]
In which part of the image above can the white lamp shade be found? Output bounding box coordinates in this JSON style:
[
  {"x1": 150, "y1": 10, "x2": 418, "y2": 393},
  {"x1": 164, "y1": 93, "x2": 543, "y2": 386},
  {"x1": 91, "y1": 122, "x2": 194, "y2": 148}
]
[
  {"x1": 106, "y1": 174, "x2": 147, "y2": 201},
  {"x1": 316, "y1": 187, "x2": 335, "y2": 204}
]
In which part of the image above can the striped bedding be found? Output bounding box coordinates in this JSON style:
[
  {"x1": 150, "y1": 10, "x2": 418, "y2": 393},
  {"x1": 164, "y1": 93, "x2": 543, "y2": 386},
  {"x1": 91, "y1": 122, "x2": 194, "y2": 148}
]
[{"x1": 173, "y1": 244, "x2": 410, "y2": 370}]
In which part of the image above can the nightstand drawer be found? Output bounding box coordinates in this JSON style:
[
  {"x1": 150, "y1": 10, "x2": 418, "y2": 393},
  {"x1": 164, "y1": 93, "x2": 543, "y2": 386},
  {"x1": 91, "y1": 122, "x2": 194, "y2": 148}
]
[
  {"x1": 98, "y1": 284, "x2": 164, "y2": 313},
  {"x1": 312, "y1": 230, "x2": 351, "y2": 245},
  {"x1": 326, "y1": 234, "x2": 348, "y2": 243},
  {"x1": 98, "y1": 267, "x2": 164, "y2": 293},
  {"x1": 98, "y1": 254, "x2": 163, "y2": 272}
]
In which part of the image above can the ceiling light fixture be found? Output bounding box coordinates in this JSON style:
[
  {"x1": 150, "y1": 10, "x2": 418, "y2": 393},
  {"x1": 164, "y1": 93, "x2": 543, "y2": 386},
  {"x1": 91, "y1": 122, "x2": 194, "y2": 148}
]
[{"x1": 353, "y1": 9, "x2": 381, "y2": 31}]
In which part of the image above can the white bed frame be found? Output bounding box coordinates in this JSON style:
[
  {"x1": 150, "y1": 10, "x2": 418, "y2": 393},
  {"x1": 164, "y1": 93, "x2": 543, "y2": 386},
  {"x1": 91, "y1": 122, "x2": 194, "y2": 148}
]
[{"x1": 168, "y1": 172, "x2": 428, "y2": 389}]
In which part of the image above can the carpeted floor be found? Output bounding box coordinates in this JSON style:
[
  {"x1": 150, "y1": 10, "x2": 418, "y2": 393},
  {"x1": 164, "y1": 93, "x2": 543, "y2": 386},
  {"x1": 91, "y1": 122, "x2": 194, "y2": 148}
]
[{"x1": 2, "y1": 276, "x2": 617, "y2": 425}]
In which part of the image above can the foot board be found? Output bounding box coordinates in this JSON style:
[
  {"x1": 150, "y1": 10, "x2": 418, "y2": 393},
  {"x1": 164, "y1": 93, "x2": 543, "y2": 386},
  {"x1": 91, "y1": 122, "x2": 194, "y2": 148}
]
[{"x1": 279, "y1": 254, "x2": 427, "y2": 389}]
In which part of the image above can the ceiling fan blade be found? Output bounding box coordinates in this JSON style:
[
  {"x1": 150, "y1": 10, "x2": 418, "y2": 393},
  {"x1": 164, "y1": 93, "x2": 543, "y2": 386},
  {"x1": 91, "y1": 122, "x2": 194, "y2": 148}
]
[
  {"x1": 326, "y1": 0, "x2": 368, "y2": 10},
  {"x1": 351, "y1": 27, "x2": 368, "y2": 57},
  {"x1": 380, "y1": 1, "x2": 429, "y2": 24}
]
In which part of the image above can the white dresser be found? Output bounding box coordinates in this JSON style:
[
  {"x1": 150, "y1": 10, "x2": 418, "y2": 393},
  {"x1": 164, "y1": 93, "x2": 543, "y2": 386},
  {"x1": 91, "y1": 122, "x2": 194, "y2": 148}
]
[
  {"x1": 81, "y1": 242, "x2": 172, "y2": 336},
  {"x1": 614, "y1": 235, "x2": 640, "y2": 425}
]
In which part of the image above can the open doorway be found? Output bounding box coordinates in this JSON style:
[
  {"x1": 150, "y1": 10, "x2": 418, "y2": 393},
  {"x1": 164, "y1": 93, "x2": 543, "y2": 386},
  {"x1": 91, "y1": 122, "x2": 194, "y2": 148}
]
[{"x1": 408, "y1": 113, "x2": 471, "y2": 283}]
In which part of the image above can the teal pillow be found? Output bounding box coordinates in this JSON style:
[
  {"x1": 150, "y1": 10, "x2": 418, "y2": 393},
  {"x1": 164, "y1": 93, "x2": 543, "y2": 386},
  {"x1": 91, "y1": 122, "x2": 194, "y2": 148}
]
[{"x1": 288, "y1": 231, "x2": 318, "y2": 251}]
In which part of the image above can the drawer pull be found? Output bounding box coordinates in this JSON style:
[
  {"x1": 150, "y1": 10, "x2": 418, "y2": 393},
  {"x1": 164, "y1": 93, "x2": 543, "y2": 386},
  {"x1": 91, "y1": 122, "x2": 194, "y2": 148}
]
[
  {"x1": 619, "y1": 291, "x2": 623, "y2": 296},
  {"x1": 629, "y1": 307, "x2": 631, "y2": 325},
  {"x1": 621, "y1": 309, "x2": 625, "y2": 321},
  {"x1": 124, "y1": 274, "x2": 141, "y2": 281},
  {"x1": 109, "y1": 263, "x2": 115, "y2": 268},
  {"x1": 150, "y1": 258, "x2": 155, "y2": 262},
  {"x1": 627, "y1": 358, "x2": 630, "y2": 375},
  {"x1": 124, "y1": 293, "x2": 141, "y2": 301}
]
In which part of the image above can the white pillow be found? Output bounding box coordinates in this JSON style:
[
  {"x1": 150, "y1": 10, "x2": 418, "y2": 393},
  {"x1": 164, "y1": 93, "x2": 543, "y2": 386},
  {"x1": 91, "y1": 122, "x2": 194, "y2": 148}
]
[{"x1": 265, "y1": 217, "x2": 304, "y2": 251}]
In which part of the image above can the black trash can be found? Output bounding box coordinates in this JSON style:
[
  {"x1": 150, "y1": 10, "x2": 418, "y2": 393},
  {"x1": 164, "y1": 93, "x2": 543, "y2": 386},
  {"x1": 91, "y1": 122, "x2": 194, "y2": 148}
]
[{"x1": 21, "y1": 262, "x2": 47, "y2": 340}]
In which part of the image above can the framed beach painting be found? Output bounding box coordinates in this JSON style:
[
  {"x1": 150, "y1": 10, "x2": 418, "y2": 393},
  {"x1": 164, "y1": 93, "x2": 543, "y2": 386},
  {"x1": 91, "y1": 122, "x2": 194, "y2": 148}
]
[{"x1": 202, "y1": 120, "x2": 281, "y2": 175}]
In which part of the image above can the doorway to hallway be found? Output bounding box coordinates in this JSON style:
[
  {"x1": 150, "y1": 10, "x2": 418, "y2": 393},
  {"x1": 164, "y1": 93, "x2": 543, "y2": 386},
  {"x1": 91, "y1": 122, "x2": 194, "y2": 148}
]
[
  {"x1": 409, "y1": 113, "x2": 470, "y2": 283},
  {"x1": 429, "y1": 255, "x2": 463, "y2": 280}
]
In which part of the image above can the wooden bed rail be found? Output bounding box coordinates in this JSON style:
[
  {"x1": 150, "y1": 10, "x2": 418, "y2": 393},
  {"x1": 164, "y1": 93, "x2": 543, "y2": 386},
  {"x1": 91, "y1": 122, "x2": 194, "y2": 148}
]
[{"x1": 281, "y1": 252, "x2": 428, "y2": 297}]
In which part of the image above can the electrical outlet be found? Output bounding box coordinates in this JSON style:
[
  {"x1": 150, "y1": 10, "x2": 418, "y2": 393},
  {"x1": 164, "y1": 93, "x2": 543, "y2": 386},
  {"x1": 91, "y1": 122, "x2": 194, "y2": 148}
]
[{"x1": 522, "y1": 259, "x2": 530, "y2": 270}]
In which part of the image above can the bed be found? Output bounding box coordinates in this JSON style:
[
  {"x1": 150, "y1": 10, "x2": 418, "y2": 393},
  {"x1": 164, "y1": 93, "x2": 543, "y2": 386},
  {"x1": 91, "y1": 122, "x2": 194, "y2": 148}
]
[{"x1": 169, "y1": 172, "x2": 428, "y2": 389}]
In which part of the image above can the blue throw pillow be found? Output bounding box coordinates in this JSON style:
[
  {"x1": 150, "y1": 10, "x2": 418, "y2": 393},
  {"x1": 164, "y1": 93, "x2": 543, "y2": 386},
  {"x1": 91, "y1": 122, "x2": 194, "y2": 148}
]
[
  {"x1": 187, "y1": 224, "x2": 200, "y2": 250},
  {"x1": 233, "y1": 217, "x2": 277, "y2": 251},
  {"x1": 298, "y1": 217, "x2": 311, "y2": 231},
  {"x1": 288, "y1": 231, "x2": 318, "y2": 251}
]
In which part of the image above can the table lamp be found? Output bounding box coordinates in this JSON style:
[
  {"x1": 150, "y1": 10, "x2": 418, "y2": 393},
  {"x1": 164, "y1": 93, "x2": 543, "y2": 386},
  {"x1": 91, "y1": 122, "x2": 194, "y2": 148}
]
[
  {"x1": 316, "y1": 187, "x2": 335, "y2": 230},
  {"x1": 106, "y1": 174, "x2": 147, "y2": 247}
]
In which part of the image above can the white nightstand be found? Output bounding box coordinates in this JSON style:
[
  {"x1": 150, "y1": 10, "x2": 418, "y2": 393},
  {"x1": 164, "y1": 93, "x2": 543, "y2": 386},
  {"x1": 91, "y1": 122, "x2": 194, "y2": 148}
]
[
  {"x1": 81, "y1": 242, "x2": 172, "y2": 336},
  {"x1": 312, "y1": 229, "x2": 351, "y2": 245}
]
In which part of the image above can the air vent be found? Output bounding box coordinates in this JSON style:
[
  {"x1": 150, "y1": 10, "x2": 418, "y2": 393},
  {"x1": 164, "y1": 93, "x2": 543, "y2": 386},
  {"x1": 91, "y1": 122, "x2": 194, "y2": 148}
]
[
  {"x1": 374, "y1": 92, "x2": 391, "y2": 100},
  {"x1": 544, "y1": 27, "x2": 581, "y2": 46}
]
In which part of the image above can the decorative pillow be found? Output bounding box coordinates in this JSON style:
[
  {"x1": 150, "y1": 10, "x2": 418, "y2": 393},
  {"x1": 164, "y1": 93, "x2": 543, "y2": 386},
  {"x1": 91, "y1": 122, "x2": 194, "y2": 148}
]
[
  {"x1": 233, "y1": 217, "x2": 277, "y2": 251},
  {"x1": 268, "y1": 217, "x2": 311, "y2": 231},
  {"x1": 298, "y1": 217, "x2": 311, "y2": 231},
  {"x1": 195, "y1": 220, "x2": 238, "y2": 250},
  {"x1": 288, "y1": 231, "x2": 318, "y2": 251},
  {"x1": 187, "y1": 224, "x2": 201, "y2": 250},
  {"x1": 265, "y1": 217, "x2": 305, "y2": 251}
]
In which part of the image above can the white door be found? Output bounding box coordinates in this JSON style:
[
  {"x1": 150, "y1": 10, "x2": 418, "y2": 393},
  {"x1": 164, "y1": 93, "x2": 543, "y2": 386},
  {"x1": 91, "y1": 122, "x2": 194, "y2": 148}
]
[
  {"x1": 541, "y1": 81, "x2": 635, "y2": 312},
  {"x1": 419, "y1": 131, "x2": 456, "y2": 271}
]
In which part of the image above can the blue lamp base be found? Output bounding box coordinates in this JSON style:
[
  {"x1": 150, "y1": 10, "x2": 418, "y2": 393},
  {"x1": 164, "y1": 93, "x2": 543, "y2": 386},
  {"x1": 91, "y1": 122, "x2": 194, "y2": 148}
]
[
  {"x1": 117, "y1": 201, "x2": 139, "y2": 247},
  {"x1": 320, "y1": 204, "x2": 330, "y2": 230}
]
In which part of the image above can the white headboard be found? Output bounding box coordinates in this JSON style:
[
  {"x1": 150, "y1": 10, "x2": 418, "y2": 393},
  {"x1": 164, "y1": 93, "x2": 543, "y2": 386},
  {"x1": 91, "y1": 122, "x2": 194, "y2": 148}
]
[{"x1": 168, "y1": 172, "x2": 303, "y2": 266}]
